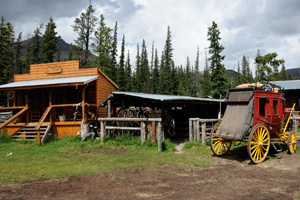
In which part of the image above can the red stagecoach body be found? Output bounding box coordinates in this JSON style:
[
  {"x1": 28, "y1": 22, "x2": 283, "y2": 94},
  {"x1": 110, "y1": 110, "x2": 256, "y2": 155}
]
[{"x1": 215, "y1": 87, "x2": 286, "y2": 140}]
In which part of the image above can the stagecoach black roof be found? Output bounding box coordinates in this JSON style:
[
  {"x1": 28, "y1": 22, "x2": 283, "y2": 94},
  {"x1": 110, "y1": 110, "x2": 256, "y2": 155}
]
[{"x1": 98, "y1": 91, "x2": 224, "y2": 108}]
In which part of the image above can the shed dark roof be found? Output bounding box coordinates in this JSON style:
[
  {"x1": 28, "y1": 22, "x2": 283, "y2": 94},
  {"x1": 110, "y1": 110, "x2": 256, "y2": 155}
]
[{"x1": 98, "y1": 91, "x2": 223, "y2": 107}]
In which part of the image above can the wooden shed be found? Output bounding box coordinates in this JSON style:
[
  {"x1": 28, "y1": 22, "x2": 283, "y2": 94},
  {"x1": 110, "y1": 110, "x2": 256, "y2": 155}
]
[{"x1": 0, "y1": 60, "x2": 118, "y2": 144}]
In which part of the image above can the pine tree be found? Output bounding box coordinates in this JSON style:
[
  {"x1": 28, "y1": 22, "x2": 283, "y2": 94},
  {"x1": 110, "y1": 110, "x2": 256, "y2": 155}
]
[
  {"x1": 139, "y1": 39, "x2": 150, "y2": 93},
  {"x1": 41, "y1": 17, "x2": 60, "y2": 63},
  {"x1": 21, "y1": 39, "x2": 31, "y2": 74},
  {"x1": 151, "y1": 49, "x2": 160, "y2": 94},
  {"x1": 94, "y1": 14, "x2": 112, "y2": 74},
  {"x1": 56, "y1": 47, "x2": 61, "y2": 62},
  {"x1": 202, "y1": 49, "x2": 211, "y2": 97},
  {"x1": 72, "y1": 5, "x2": 97, "y2": 68},
  {"x1": 159, "y1": 26, "x2": 174, "y2": 94},
  {"x1": 207, "y1": 21, "x2": 229, "y2": 98},
  {"x1": 255, "y1": 52, "x2": 284, "y2": 82},
  {"x1": 255, "y1": 49, "x2": 261, "y2": 81},
  {"x1": 31, "y1": 25, "x2": 43, "y2": 64},
  {"x1": 0, "y1": 16, "x2": 14, "y2": 105},
  {"x1": 279, "y1": 62, "x2": 288, "y2": 80},
  {"x1": 194, "y1": 47, "x2": 201, "y2": 97},
  {"x1": 117, "y1": 34, "x2": 125, "y2": 90},
  {"x1": 233, "y1": 61, "x2": 243, "y2": 87},
  {"x1": 110, "y1": 22, "x2": 118, "y2": 81},
  {"x1": 124, "y1": 50, "x2": 132, "y2": 91},
  {"x1": 14, "y1": 32, "x2": 22, "y2": 75}
]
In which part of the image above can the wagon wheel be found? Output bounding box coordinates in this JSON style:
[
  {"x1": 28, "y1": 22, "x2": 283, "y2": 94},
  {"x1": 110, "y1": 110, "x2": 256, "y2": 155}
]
[
  {"x1": 247, "y1": 124, "x2": 270, "y2": 164},
  {"x1": 210, "y1": 122, "x2": 232, "y2": 156},
  {"x1": 287, "y1": 132, "x2": 297, "y2": 154}
]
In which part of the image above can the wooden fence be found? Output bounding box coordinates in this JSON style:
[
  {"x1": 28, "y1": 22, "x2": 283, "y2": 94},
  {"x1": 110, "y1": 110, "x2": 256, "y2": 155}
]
[
  {"x1": 189, "y1": 118, "x2": 220, "y2": 146},
  {"x1": 98, "y1": 118, "x2": 163, "y2": 152}
]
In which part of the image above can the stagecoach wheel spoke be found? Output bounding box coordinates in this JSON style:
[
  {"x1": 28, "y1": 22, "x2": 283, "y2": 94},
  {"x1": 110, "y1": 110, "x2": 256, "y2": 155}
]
[
  {"x1": 247, "y1": 124, "x2": 270, "y2": 164},
  {"x1": 210, "y1": 122, "x2": 232, "y2": 156},
  {"x1": 287, "y1": 132, "x2": 297, "y2": 154}
]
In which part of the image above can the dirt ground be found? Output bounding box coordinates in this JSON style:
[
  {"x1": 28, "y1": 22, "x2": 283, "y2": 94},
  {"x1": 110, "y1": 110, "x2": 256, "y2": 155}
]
[{"x1": 1, "y1": 146, "x2": 300, "y2": 200}]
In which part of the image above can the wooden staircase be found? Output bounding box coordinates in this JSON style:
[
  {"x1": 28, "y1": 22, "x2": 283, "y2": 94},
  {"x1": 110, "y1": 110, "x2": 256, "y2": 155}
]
[{"x1": 11, "y1": 123, "x2": 51, "y2": 141}]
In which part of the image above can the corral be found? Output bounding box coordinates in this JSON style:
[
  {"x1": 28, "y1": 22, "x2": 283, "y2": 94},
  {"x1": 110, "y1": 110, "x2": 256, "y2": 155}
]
[
  {"x1": 0, "y1": 60, "x2": 118, "y2": 144},
  {"x1": 98, "y1": 91, "x2": 224, "y2": 140}
]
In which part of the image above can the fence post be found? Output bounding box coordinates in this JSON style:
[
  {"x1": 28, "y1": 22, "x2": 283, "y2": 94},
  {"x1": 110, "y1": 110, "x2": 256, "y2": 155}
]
[
  {"x1": 189, "y1": 119, "x2": 193, "y2": 142},
  {"x1": 193, "y1": 121, "x2": 197, "y2": 142},
  {"x1": 196, "y1": 119, "x2": 200, "y2": 142},
  {"x1": 158, "y1": 122, "x2": 162, "y2": 152},
  {"x1": 141, "y1": 122, "x2": 145, "y2": 144},
  {"x1": 100, "y1": 121, "x2": 105, "y2": 144},
  {"x1": 201, "y1": 121, "x2": 206, "y2": 146}
]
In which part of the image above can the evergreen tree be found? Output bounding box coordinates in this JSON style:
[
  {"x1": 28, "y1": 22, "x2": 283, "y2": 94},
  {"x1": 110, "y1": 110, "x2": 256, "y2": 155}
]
[
  {"x1": 56, "y1": 47, "x2": 61, "y2": 62},
  {"x1": 139, "y1": 39, "x2": 150, "y2": 93},
  {"x1": 0, "y1": 16, "x2": 14, "y2": 105},
  {"x1": 233, "y1": 61, "x2": 243, "y2": 87},
  {"x1": 72, "y1": 5, "x2": 97, "y2": 67},
  {"x1": 31, "y1": 25, "x2": 43, "y2": 64},
  {"x1": 110, "y1": 22, "x2": 118, "y2": 80},
  {"x1": 124, "y1": 50, "x2": 132, "y2": 91},
  {"x1": 117, "y1": 34, "x2": 125, "y2": 90},
  {"x1": 94, "y1": 14, "x2": 112, "y2": 74},
  {"x1": 41, "y1": 17, "x2": 60, "y2": 63},
  {"x1": 194, "y1": 47, "x2": 201, "y2": 97},
  {"x1": 255, "y1": 49, "x2": 261, "y2": 81},
  {"x1": 159, "y1": 26, "x2": 174, "y2": 94},
  {"x1": 255, "y1": 52, "x2": 284, "y2": 82},
  {"x1": 21, "y1": 39, "x2": 31, "y2": 74},
  {"x1": 202, "y1": 49, "x2": 211, "y2": 97},
  {"x1": 151, "y1": 49, "x2": 160, "y2": 94},
  {"x1": 279, "y1": 62, "x2": 288, "y2": 80},
  {"x1": 13, "y1": 32, "x2": 22, "y2": 75},
  {"x1": 135, "y1": 43, "x2": 141, "y2": 91},
  {"x1": 207, "y1": 21, "x2": 229, "y2": 98}
]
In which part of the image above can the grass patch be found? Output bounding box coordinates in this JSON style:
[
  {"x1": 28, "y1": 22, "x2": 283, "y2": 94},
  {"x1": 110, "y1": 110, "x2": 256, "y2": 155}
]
[{"x1": 0, "y1": 135, "x2": 214, "y2": 185}]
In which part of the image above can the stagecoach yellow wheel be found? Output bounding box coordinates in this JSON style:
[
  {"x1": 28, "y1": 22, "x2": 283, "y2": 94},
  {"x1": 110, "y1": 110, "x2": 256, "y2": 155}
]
[
  {"x1": 210, "y1": 122, "x2": 232, "y2": 156},
  {"x1": 247, "y1": 124, "x2": 270, "y2": 164},
  {"x1": 287, "y1": 132, "x2": 297, "y2": 154}
]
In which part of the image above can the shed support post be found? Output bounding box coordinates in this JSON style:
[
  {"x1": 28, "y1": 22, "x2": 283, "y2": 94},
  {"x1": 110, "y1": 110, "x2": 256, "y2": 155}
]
[
  {"x1": 49, "y1": 88, "x2": 54, "y2": 123},
  {"x1": 100, "y1": 121, "x2": 105, "y2": 144},
  {"x1": 189, "y1": 119, "x2": 193, "y2": 142},
  {"x1": 196, "y1": 119, "x2": 200, "y2": 142},
  {"x1": 193, "y1": 121, "x2": 197, "y2": 142},
  {"x1": 26, "y1": 91, "x2": 29, "y2": 123},
  {"x1": 157, "y1": 122, "x2": 162, "y2": 152},
  {"x1": 107, "y1": 100, "x2": 111, "y2": 118},
  {"x1": 141, "y1": 122, "x2": 145, "y2": 144},
  {"x1": 82, "y1": 85, "x2": 88, "y2": 124},
  {"x1": 202, "y1": 122, "x2": 206, "y2": 146}
]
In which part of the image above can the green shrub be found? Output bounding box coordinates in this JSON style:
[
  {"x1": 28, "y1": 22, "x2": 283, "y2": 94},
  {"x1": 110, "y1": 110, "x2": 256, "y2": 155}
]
[{"x1": 0, "y1": 131, "x2": 12, "y2": 143}]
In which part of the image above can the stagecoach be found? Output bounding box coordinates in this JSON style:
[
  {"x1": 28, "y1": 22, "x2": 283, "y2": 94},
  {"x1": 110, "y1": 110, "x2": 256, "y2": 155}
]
[{"x1": 210, "y1": 85, "x2": 299, "y2": 163}]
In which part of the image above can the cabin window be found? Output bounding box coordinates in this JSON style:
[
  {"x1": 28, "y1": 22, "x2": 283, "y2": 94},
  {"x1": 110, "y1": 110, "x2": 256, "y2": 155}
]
[
  {"x1": 259, "y1": 98, "x2": 267, "y2": 117},
  {"x1": 273, "y1": 100, "x2": 278, "y2": 115}
]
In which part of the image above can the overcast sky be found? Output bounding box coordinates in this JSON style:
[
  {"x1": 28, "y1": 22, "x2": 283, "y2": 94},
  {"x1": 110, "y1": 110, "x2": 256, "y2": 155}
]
[{"x1": 1, "y1": 0, "x2": 300, "y2": 73}]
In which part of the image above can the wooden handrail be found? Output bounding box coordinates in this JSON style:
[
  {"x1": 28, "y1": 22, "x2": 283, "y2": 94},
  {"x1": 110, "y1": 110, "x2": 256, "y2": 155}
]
[
  {"x1": 0, "y1": 106, "x2": 27, "y2": 110},
  {"x1": 0, "y1": 107, "x2": 29, "y2": 130},
  {"x1": 35, "y1": 106, "x2": 52, "y2": 131}
]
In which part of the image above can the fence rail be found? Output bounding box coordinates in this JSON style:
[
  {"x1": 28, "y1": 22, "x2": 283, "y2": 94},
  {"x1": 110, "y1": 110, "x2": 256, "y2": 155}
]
[
  {"x1": 189, "y1": 118, "x2": 220, "y2": 146},
  {"x1": 98, "y1": 117, "x2": 163, "y2": 152}
]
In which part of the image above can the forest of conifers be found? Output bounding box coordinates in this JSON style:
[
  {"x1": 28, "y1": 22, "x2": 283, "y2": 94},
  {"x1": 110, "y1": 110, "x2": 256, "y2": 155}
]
[{"x1": 0, "y1": 5, "x2": 292, "y2": 107}]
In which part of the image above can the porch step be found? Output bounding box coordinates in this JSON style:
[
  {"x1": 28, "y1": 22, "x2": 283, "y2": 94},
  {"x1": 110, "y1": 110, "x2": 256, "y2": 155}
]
[{"x1": 11, "y1": 125, "x2": 48, "y2": 141}]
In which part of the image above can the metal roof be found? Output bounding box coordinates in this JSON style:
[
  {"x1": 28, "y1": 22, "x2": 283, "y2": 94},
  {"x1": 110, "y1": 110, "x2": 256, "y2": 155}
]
[
  {"x1": 111, "y1": 91, "x2": 223, "y2": 102},
  {"x1": 0, "y1": 75, "x2": 98, "y2": 90},
  {"x1": 98, "y1": 91, "x2": 224, "y2": 108},
  {"x1": 270, "y1": 80, "x2": 300, "y2": 90}
]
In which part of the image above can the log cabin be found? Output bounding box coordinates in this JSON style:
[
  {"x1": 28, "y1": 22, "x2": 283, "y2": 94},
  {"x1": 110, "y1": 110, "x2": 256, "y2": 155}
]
[{"x1": 0, "y1": 60, "x2": 118, "y2": 145}]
